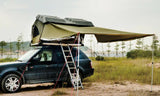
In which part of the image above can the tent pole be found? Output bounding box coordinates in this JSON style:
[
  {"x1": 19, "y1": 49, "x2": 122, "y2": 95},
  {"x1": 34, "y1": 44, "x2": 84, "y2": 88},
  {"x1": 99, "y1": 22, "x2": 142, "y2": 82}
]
[
  {"x1": 151, "y1": 35, "x2": 155, "y2": 92},
  {"x1": 77, "y1": 33, "x2": 80, "y2": 96}
]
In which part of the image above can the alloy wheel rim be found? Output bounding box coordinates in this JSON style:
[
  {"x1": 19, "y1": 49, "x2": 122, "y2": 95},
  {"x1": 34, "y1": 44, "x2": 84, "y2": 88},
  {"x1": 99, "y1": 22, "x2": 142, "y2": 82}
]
[{"x1": 5, "y1": 77, "x2": 20, "y2": 92}]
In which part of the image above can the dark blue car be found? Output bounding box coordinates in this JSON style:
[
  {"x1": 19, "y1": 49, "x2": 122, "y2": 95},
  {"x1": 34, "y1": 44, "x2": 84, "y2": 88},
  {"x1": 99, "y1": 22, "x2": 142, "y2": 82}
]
[{"x1": 0, "y1": 46, "x2": 94, "y2": 93}]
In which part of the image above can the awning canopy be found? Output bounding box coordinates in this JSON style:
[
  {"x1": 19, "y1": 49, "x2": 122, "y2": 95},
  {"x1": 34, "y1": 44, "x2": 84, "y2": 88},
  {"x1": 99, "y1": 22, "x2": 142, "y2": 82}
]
[{"x1": 31, "y1": 15, "x2": 154, "y2": 45}]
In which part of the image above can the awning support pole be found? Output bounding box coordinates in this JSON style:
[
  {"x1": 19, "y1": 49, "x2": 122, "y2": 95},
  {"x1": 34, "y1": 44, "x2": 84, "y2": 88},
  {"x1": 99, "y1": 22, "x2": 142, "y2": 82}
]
[
  {"x1": 77, "y1": 33, "x2": 80, "y2": 96},
  {"x1": 151, "y1": 35, "x2": 155, "y2": 92}
]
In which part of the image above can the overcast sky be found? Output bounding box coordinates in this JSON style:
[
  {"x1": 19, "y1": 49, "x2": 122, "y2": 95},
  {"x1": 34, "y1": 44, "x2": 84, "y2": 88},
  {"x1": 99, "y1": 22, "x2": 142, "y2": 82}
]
[{"x1": 0, "y1": 0, "x2": 160, "y2": 43}]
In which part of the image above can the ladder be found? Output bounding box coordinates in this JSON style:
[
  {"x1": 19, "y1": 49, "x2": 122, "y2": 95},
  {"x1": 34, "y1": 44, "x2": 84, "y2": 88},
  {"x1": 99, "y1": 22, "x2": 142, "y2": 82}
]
[{"x1": 60, "y1": 44, "x2": 83, "y2": 90}]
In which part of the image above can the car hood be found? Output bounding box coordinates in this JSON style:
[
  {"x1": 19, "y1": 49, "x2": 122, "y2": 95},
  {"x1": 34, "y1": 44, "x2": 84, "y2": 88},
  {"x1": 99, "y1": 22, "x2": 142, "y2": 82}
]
[{"x1": 0, "y1": 61, "x2": 25, "y2": 66}]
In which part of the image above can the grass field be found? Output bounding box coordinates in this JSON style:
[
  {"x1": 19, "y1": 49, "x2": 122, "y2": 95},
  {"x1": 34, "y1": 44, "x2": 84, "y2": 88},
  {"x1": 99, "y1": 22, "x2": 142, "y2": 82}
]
[
  {"x1": 0, "y1": 58, "x2": 17, "y2": 62},
  {"x1": 84, "y1": 57, "x2": 160, "y2": 85},
  {"x1": 1, "y1": 57, "x2": 160, "y2": 85}
]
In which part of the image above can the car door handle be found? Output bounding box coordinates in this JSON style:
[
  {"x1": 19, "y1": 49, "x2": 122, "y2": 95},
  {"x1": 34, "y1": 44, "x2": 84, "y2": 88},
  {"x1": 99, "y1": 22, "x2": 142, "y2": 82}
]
[
  {"x1": 46, "y1": 64, "x2": 52, "y2": 67},
  {"x1": 46, "y1": 65, "x2": 49, "y2": 67},
  {"x1": 30, "y1": 66, "x2": 34, "y2": 69}
]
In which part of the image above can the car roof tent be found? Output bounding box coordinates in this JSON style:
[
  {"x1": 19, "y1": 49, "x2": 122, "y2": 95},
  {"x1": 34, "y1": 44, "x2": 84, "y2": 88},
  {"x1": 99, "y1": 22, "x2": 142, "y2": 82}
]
[
  {"x1": 31, "y1": 15, "x2": 153, "y2": 46},
  {"x1": 31, "y1": 15, "x2": 94, "y2": 45}
]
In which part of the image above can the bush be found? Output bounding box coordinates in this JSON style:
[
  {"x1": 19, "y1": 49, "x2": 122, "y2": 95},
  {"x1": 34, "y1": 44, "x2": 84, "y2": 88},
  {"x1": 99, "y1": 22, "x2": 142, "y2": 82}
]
[
  {"x1": 126, "y1": 49, "x2": 160, "y2": 59},
  {"x1": 154, "y1": 50, "x2": 160, "y2": 57},
  {"x1": 95, "y1": 56, "x2": 104, "y2": 61}
]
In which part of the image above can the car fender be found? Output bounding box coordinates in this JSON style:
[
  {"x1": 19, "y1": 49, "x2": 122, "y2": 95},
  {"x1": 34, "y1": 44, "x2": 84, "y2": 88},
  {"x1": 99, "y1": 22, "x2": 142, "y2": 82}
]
[
  {"x1": 0, "y1": 68, "x2": 25, "y2": 84},
  {"x1": 79, "y1": 66, "x2": 85, "y2": 74}
]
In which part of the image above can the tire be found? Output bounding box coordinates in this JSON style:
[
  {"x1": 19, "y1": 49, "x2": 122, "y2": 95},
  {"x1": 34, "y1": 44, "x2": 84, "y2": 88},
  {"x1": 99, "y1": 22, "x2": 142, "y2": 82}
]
[
  {"x1": 79, "y1": 73, "x2": 83, "y2": 82},
  {"x1": 57, "y1": 81, "x2": 63, "y2": 88},
  {"x1": 1, "y1": 74, "x2": 22, "y2": 93},
  {"x1": 67, "y1": 77, "x2": 72, "y2": 87}
]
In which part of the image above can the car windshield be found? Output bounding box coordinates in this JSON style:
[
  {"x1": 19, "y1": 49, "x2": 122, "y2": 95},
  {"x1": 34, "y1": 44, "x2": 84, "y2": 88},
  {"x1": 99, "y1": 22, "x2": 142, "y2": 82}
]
[{"x1": 18, "y1": 49, "x2": 39, "y2": 62}]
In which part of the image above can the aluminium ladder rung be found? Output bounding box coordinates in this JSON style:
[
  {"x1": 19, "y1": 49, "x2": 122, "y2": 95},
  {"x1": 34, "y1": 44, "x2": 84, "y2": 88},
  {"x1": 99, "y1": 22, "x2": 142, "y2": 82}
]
[
  {"x1": 64, "y1": 50, "x2": 70, "y2": 52},
  {"x1": 71, "y1": 73, "x2": 77, "y2": 76},
  {"x1": 72, "y1": 78, "x2": 81, "y2": 81},
  {"x1": 66, "y1": 56, "x2": 71, "y2": 57},
  {"x1": 67, "y1": 61, "x2": 73, "y2": 63},
  {"x1": 75, "y1": 85, "x2": 82, "y2": 87},
  {"x1": 70, "y1": 67, "x2": 76, "y2": 69}
]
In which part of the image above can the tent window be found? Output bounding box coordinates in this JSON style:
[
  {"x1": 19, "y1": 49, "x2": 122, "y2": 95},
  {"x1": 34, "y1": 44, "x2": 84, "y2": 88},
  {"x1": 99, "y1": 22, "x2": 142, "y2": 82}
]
[{"x1": 33, "y1": 26, "x2": 39, "y2": 37}]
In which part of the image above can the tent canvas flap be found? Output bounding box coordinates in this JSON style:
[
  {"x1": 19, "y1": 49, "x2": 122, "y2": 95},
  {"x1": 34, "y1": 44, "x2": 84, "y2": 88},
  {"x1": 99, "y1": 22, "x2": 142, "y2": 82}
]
[{"x1": 52, "y1": 24, "x2": 153, "y2": 42}]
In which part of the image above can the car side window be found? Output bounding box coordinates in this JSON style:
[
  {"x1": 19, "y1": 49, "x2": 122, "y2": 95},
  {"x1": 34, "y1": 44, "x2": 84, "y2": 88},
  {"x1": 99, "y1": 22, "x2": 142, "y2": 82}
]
[
  {"x1": 40, "y1": 50, "x2": 52, "y2": 62},
  {"x1": 33, "y1": 50, "x2": 53, "y2": 63},
  {"x1": 72, "y1": 49, "x2": 88, "y2": 59},
  {"x1": 54, "y1": 50, "x2": 65, "y2": 63}
]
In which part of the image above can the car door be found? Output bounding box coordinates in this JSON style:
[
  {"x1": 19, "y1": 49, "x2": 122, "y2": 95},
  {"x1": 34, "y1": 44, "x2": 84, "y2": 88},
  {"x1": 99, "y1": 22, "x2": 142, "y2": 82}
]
[
  {"x1": 24, "y1": 49, "x2": 57, "y2": 83},
  {"x1": 54, "y1": 46, "x2": 68, "y2": 81},
  {"x1": 45, "y1": 48, "x2": 58, "y2": 81}
]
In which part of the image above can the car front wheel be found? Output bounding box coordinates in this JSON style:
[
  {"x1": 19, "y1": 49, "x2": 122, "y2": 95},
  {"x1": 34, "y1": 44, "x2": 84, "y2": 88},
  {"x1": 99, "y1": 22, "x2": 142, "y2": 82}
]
[{"x1": 1, "y1": 74, "x2": 22, "y2": 93}]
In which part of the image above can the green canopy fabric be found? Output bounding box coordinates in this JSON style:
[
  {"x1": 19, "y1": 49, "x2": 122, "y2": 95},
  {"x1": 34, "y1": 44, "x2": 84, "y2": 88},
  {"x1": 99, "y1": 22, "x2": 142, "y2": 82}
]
[
  {"x1": 50, "y1": 24, "x2": 153, "y2": 42},
  {"x1": 31, "y1": 16, "x2": 153, "y2": 45}
]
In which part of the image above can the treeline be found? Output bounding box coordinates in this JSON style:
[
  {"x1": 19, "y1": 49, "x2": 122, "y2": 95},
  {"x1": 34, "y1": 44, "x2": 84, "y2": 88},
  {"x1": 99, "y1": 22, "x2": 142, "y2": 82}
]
[
  {"x1": 0, "y1": 33, "x2": 33, "y2": 58},
  {"x1": 91, "y1": 35, "x2": 159, "y2": 60},
  {"x1": 127, "y1": 36, "x2": 160, "y2": 59},
  {"x1": 1, "y1": 41, "x2": 30, "y2": 51},
  {"x1": 89, "y1": 35, "x2": 157, "y2": 58},
  {"x1": 0, "y1": 41, "x2": 31, "y2": 57},
  {"x1": 126, "y1": 50, "x2": 160, "y2": 59}
]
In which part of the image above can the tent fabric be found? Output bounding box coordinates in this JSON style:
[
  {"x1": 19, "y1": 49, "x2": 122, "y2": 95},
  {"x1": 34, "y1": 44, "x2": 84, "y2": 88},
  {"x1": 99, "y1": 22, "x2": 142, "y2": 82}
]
[
  {"x1": 31, "y1": 16, "x2": 153, "y2": 45},
  {"x1": 51, "y1": 24, "x2": 153, "y2": 42},
  {"x1": 36, "y1": 15, "x2": 94, "y2": 27}
]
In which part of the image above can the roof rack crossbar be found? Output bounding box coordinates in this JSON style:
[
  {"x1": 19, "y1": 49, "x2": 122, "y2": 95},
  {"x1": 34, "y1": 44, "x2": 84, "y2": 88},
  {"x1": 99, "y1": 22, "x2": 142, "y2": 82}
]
[{"x1": 42, "y1": 43, "x2": 81, "y2": 47}]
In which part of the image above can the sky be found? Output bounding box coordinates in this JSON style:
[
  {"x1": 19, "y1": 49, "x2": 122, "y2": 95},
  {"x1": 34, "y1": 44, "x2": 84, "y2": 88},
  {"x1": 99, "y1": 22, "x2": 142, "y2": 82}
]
[{"x1": 0, "y1": 0, "x2": 160, "y2": 51}]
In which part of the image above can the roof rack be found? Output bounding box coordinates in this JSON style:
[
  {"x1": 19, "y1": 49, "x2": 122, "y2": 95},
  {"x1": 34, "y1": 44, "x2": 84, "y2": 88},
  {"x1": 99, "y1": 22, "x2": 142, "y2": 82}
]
[{"x1": 41, "y1": 43, "x2": 81, "y2": 47}]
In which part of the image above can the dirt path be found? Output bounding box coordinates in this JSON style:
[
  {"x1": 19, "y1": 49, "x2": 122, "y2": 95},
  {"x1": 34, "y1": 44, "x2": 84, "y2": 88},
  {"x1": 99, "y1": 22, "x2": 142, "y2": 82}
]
[{"x1": 0, "y1": 82, "x2": 160, "y2": 96}]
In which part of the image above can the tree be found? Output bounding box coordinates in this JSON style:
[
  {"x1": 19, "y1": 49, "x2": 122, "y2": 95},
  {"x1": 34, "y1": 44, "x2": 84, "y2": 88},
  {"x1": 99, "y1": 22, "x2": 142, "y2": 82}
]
[
  {"x1": 93, "y1": 43, "x2": 97, "y2": 57},
  {"x1": 107, "y1": 43, "x2": 111, "y2": 57},
  {"x1": 20, "y1": 33, "x2": 24, "y2": 52},
  {"x1": 0, "y1": 41, "x2": 7, "y2": 57},
  {"x1": 9, "y1": 41, "x2": 13, "y2": 57},
  {"x1": 101, "y1": 43, "x2": 105, "y2": 56},
  {"x1": 16, "y1": 34, "x2": 23, "y2": 58},
  {"x1": 129, "y1": 41, "x2": 132, "y2": 50},
  {"x1": 136, "y1": 39, "x2": 143, "y2": 50},
  {"x1": 144, "y1": 45, "x2": 149, "y2": 50},
  {"x1": 151, "y1": 36, "x2": 159, "y2": 51},
  {"x1": 121, "y1": 41, "x2": 125, "y2": 57},
  {"x1": 141, "y1": 39, "x2": 145, "y2": 50},
  {"x1": 158, "y1": 45, "x2": 160, "y2": 51},
  {"x1": 89, "y1": 35, "x2": 93, "y2": 57},
  {"x1": 115, "y1": 43, "x2": 119, "y2": 57}
]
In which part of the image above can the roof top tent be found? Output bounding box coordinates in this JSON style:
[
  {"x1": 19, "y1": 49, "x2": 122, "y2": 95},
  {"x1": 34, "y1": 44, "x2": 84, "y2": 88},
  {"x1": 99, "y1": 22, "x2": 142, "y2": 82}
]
[
  {"x1": 31, "y1": 15, "x2": 153, "y2": 46},
  {"x1": 31, "y1": 15, "x2": 94, "y2": 46}
]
